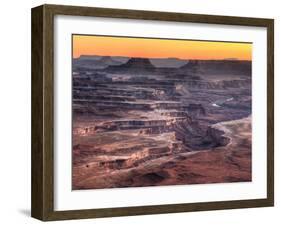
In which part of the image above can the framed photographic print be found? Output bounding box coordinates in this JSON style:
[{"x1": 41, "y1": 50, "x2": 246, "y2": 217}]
[{"x1": 31, "y1": 4, "x2": 274, "y2": 221}]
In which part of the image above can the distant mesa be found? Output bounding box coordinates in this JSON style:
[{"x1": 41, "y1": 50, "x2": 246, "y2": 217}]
[
  {"x1": 98, "y1": 56, "x2": 122, "y2": 66},
  {"x1": 74, "y1": 55, "x2": 190, "y2": 69},
  {"x1": 105, "y1": 57, "x2": 156, "y2": 74},
  {"x1": 179, "y1": 59, "x2": 251, "y2": 75},
  {"x1": 150, "y1": 58, "x2": 188, "y2": 68},
  {"x1": 78, "y1": 55, "x2": 102, "y2": 60},
  {"x1": 224, "y1": 58, "x2": 239, "y2": 61},
  {"x1": 73, "y1": 55, "x2": 124, "y2": 70},
  {"x1": 123, "y1": 58, "x2": 155, "y2": 69},
  {"x1": 73, "y1": 55, "x2": 252, "y2": 76}
]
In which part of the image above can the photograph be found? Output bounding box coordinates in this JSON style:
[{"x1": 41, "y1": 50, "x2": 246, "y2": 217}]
[
  {"x1": 30, "y1": 3, "x2": 274, "y2": 221},
  {"x1": 72, "y1": 35, "x2": 252, "y2": 190}
]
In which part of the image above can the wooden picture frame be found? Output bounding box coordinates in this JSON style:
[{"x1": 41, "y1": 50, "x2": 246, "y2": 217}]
[{"x1": 31, "y1": 4, "x2": 274, "y2": 221}]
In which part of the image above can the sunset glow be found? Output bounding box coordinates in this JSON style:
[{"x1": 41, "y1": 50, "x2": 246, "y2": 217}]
[{"x1": 73, "y1": 35, "x2": 252, "y2": 60}]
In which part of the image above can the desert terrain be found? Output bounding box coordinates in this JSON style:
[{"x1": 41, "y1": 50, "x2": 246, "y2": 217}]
[{"x1": 72, "y1": 56, "x2": 252, "y2": 189}]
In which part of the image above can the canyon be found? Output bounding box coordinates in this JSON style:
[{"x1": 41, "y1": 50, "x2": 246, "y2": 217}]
[{"x1": 72, "y1": 56, "x2": 252, "y2": 189}]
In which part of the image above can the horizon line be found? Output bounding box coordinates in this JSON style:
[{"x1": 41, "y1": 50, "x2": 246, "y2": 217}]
[{"x1": 73, "y1": 54, "x2": 252, "y2": 61}]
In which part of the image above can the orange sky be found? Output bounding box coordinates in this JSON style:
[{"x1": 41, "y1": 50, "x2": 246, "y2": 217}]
[{"x1": 73, "y1": 35, "x2": 252, "y2": 60}]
